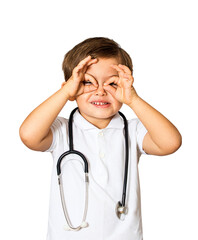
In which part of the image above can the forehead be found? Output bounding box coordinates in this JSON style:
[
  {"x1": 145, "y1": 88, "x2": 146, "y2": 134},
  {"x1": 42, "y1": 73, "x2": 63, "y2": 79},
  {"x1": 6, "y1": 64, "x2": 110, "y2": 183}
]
[{"x1": 86, "y1": 57, "x2": 120, "y2": 75}]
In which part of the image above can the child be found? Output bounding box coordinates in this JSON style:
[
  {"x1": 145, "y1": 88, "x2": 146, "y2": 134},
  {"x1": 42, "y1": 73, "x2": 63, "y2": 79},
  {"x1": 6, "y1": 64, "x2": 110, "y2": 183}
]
[{"x1": 19, "y1": 37, "x2": 182, "y2": 240}]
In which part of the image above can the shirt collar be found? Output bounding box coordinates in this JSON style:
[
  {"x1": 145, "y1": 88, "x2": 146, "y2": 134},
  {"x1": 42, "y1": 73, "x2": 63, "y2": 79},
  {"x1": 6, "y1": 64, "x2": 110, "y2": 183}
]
[{"x1": 73, "y1": 109, "x2": 124, "y2": 130}]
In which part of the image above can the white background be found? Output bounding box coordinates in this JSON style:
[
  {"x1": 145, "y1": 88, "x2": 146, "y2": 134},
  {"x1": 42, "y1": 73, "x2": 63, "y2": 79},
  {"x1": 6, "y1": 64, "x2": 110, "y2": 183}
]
[{"x1": 0, "y1": 0, "x2": 197, "y2": 239}]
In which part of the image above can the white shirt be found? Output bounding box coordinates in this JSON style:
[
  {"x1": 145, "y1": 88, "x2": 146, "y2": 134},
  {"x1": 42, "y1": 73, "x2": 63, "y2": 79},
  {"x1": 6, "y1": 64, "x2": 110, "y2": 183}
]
[{"x1": 46, "y1": 109, "x2": 147, "y2": 240}]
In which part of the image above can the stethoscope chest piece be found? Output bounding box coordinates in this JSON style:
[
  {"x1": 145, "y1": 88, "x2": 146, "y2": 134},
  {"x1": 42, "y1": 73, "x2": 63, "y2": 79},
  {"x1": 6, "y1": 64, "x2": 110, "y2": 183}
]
[{"x1": 116, "y1": 201, "x2": 128, "y2": 221}]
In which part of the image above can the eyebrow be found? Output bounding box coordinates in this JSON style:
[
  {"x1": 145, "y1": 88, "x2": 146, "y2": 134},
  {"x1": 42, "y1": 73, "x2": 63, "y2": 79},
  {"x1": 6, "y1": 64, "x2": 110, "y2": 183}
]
[{"x1": 86, "y1": 73, "x2": 119, "y2": 78}]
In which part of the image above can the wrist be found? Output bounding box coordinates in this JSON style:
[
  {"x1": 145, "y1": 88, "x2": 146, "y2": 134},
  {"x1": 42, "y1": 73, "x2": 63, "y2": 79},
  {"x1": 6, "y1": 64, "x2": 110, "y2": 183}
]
[
  {"x1": 128, "y1": 93, "x2": 141, "y2": 109},
  {"x1": 126, "y1": 86, "x2": 139, "y2": 106},
  {"x1": 60, "y1": 84, "x2": 70, "y2": 100}
]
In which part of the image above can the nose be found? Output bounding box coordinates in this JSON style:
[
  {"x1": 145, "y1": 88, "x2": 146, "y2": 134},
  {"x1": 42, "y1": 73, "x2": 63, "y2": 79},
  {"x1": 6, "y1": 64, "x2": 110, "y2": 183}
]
[{"x1": 94, "y1": 84, "x2": 107, "y2": 96}]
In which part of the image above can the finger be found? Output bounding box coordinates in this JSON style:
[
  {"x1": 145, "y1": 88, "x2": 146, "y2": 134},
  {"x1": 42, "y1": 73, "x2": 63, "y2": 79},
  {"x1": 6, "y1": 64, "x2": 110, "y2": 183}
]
[
  {"x1": 110, "y1": 65, "x2": 125, "y2": 77},
  {"x1": 78, "y1": 55, "x2": 97, "y2": 69},
  {"x1": 87, "y1": 58, "x2": 98, "y2": 66},
  {"x1": 118, "y1": 64, "x2": 132, "y2": 75},
  {"x1": 122, "y1": 73, "x2": 134, "y2": 81},
  {"x1": 110, "y1": 64, "x2": 124, "y2": 72},
  {"x1": 73, "y1": 64, "x2": 83, "y2": 75},
  {"x1": 122, "y1": 73, "x2": 134, "y2": 84},
  {"x1": 78, "y1": 55, "x2": 92, "y2": 66},
  {"x1": 73, "y1": 56, "x2": 93, "y2": 75},
  {"x1": 103, "y1": 84, "x2": 117, "y2": 97},
  {"x1": 84, "y1": 73, "x2": 98, "y2": 87},
  {"x1": 78, "y1": 56, "x2": 97, "y2": 74},
  {"x1": 103, "y1": 76, "x2": 119, "y2": 86}
]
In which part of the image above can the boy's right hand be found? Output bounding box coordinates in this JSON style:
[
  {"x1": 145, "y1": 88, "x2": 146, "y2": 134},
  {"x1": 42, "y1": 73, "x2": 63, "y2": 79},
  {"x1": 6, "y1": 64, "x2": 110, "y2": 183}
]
[{"x1": 62, "y1": 55, "x2": 98, "y2": 101}]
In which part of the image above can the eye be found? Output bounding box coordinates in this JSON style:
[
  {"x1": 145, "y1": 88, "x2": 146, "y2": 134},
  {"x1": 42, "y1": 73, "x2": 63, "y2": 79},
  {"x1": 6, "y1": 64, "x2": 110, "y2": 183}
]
[
  {"x1": 110, "y1": 83, "x2": 118, "y2": 87},
  {"x1": 83, "y1": 81, "x2": 92, "y2": 85}
]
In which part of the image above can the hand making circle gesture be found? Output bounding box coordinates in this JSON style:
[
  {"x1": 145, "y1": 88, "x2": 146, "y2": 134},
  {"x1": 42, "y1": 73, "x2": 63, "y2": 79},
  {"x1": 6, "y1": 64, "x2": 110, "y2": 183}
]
[
  {"x1": 103, "y1": 64, "x2": 138, "y2": 105},
  {"x1": 62, "y1": 56, "x2": 98, "y2": 101}
]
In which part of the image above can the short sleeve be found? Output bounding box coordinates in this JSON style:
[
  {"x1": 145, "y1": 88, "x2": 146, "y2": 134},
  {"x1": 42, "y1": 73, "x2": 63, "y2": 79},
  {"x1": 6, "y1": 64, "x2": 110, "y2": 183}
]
[
  {"x1": 137, "y1": 119, "x2": 148, "y2": 155},
  {"x1": 45, "y1": 117, "x2": 68, "y2": 153}
]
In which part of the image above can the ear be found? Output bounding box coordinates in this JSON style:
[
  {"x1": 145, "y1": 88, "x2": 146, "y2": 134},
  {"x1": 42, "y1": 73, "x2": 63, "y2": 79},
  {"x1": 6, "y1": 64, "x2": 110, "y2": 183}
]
[{"x1": 61, "y1": 82, "x2": 67, "y2": 88}]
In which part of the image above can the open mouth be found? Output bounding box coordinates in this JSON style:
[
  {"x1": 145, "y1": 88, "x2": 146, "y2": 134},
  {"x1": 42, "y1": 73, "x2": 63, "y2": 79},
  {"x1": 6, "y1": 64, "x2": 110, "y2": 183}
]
[
  {"x1": 91, "y1": 102, "x2": 109, "y2": 105},
  {"x1": 91, "y1": 101, "x2": 111, "y2": 108}
]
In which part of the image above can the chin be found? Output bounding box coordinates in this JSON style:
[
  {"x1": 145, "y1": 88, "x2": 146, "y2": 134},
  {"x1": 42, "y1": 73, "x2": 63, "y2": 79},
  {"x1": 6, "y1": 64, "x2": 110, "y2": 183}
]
[{"x1": 92, "y1": 110, "x2": 118, "y2": 118}]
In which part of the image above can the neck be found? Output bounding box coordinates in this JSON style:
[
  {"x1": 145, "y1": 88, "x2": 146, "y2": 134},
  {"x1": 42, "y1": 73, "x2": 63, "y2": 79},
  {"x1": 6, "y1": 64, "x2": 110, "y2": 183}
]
[{"x1": 80, "y1": 113, "x2": 113, "y2": 129}]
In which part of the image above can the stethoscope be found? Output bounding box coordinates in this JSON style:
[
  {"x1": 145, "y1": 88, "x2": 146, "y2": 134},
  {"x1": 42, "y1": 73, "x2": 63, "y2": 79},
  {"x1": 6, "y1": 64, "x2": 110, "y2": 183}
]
[{"x1": 57, "y1": 107, "x2": 129, "y2": 231}]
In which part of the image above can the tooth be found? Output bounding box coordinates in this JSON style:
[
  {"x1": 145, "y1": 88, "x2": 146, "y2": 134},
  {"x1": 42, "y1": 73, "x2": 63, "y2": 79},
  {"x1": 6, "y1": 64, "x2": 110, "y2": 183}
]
[{"x1": 92, "y1": 102, "x2": 109, "y2": 105}]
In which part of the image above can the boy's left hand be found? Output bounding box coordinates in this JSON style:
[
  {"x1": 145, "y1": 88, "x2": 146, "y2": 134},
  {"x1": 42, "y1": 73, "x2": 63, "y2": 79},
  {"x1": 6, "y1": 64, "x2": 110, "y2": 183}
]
[{"x1": 103, "y1": 64, "x2": 138, "y2": 105}]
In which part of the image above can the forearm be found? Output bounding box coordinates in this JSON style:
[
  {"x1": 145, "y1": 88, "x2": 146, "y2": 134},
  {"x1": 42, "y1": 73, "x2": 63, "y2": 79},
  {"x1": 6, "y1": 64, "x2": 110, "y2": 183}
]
[
  {"x1": 19, "y1": 86, "x2": 69, "y2": 145},
  {"x1": 129, "y1": 95, "x2": 182, "y2": 153}
]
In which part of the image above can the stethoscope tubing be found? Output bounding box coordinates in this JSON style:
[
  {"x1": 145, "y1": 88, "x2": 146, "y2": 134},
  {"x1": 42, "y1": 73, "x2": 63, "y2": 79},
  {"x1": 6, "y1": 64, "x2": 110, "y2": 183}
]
[
  {"x1": 57, "y1": 149, "x2": 88, "y2": 175},
  {"x1": 56, "y1": 107, "x2": 129, "y2": 230},
  {"x1": 57, "y1": 107, "x2": 89, "y2": 175},
  {"x1": 117, "y1": 111, "x2": 129, "y2": 207}
]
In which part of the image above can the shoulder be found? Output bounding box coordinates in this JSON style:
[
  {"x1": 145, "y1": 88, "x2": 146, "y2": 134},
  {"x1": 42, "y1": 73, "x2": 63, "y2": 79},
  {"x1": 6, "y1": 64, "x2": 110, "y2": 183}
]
[
  {"x1": 53, "y1": 116, "x2": 68, "y2": 124},
  {"x1": 51, "y1": 116, "x2": 68, "y2": 130},
  {"x1": 128, "y1": 118, "x2": 139, "y2": 125},
  {"x1": 45, "y1": 116, "x2": 69, "y2": 153},
  {"x1": 127, "y1": 118, "x2": 148, "y2": 155},
  {"x1": 50, "y1": 116, "x2": 69, "y2": 141},
  {"x1": 127, "y1": 118, "x2": 148, "y2": 140},
  {"x1": 127, "y1": 118, "x2": 144, "y2": 130}
]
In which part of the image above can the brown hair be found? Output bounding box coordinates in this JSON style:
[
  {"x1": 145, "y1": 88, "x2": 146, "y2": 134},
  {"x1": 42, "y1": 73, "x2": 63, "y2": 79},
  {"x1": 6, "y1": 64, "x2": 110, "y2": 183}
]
[{"x1": 62, "y1": 37, "x2": 133, "y2": 81}]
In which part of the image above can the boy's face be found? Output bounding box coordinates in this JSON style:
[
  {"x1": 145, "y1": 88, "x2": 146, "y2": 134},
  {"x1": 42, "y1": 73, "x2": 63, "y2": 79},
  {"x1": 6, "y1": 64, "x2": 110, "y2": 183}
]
[{"x1": 76, "y1": 57, "x2": 123, "y2": 129}]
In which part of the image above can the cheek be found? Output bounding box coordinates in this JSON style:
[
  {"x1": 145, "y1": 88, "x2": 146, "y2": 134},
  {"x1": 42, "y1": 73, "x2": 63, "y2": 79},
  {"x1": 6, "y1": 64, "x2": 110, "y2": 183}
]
[
  {"x1": 76, "y1": 95, "x2": 84, "y2": 105},
  {"x1": 114, "y1": 101, "x2": 123, "y2": 109},
  {"x1": 108, "y1": 93, "x2": 122, "y2": 105},
  {"x1": 76, "y1": 93, "x2": 89, "y2": 105}
]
